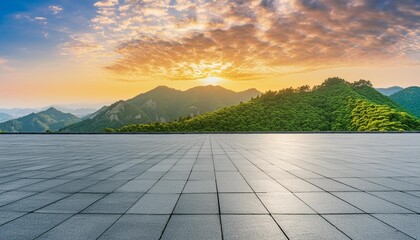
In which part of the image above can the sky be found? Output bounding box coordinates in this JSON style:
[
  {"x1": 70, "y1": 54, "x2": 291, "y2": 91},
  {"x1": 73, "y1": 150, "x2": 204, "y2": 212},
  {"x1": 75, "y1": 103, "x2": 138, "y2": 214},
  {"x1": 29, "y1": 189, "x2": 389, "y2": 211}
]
[{"x1": 0, "y1": 0, "x2": 419, "y2": 108}]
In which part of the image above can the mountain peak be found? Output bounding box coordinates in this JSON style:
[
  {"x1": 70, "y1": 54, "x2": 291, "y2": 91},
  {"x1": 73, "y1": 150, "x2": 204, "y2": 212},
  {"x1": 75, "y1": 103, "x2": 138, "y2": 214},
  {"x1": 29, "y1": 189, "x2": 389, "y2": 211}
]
[
  {"x1": 240, "y1": 88, "x2": 261, "y2": 95},
  {"x1": 0, "y1": 107, "x2": 80, "y2": 132},
  {"x1": 151, "y1": 86, "x2": 176, "y2": 91},
  {"x1": 42, "y1": 107, "x2": 62, "y2": 114}
]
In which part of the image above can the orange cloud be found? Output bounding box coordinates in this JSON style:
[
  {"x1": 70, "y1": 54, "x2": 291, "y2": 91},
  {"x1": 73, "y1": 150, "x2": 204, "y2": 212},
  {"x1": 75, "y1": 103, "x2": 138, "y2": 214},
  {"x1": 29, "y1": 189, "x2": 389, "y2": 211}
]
[{"x1": 70, "y1": 0, "x2": 420, "y2": 81}]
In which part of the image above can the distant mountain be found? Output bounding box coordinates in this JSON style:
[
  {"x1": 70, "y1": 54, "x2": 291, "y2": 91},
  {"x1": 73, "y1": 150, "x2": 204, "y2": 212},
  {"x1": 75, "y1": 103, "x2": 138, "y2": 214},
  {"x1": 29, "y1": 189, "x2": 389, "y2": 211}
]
[
  {"x1": 376, "y1": 86, "x2": 403, "y2": 96},
  {"x1": 43, "y1": 106, "x2": 98, "y2": 118},
  {"x1": 0, "y1": 106, "x2": 98, "y2": 119},
  {"x1": 61, "y1": 85, "x2": 261, "y2": 132},
  {"x1": 390, "y1": 87, "x2": 420, "y2": 117},
  {"x1": 0, "y1": 108, "x2": 37, "y2": 119},
  {"x1": 116, "y1": 78, "x2": 420, "y2": 132},
  {"x1": 0, "y1": 107, "x2": 81, "y2": 132},
  {"x1": 0, "y1": 113, "x2": 12, "y2": 123}
]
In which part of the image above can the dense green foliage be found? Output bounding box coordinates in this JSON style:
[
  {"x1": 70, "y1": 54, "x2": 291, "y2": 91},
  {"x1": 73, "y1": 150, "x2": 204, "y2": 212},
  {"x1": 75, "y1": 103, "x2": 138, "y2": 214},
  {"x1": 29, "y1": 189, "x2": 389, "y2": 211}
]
[
  {"x1": 348, "y1": 100, "x2": 419, "y2": 131},
  {"x1": 0, "y1": 107, "x2": 81, "y2": 133},
  {"x1": 390, "y1": 87, "x2": 420, "y2": 118},
  {"x1": 61, "y1": 85, "x2": 261, "y2": 132},
  {"x1": 115, "y1": 78, "x2": 420, "y2": 132}
]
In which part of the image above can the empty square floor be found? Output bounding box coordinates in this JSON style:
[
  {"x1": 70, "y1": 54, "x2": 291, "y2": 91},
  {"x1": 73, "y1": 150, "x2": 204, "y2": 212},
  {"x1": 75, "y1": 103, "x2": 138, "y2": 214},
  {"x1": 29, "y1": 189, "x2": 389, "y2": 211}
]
[{"x1": 0, "y1": 134, "x2": 419, "y2": 239}]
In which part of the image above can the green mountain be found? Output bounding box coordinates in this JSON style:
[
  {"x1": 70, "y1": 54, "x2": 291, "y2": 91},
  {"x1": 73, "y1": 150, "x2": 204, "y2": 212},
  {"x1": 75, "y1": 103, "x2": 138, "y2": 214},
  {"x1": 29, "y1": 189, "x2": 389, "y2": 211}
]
[
  {"x1": 61, "y1": 85, "x2": 261, "y2": 132},
  {"x1": 115, "y1": 78, "x2": 420, "y2": 132},
  {"x1": 390, "y1": 87, "x2": 420, "y2": 117},
  {"x1": 0, "y1": 107, "x2": 81, "y2": 132},
  {"x1": 376, "y1": 86, "x2": 403, "y2": 96}
]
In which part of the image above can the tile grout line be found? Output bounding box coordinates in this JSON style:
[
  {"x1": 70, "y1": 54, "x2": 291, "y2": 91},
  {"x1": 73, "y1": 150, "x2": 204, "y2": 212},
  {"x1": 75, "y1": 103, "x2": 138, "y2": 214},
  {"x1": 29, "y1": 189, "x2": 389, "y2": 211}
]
[{"x1": 210, "y1": 135, "x2": 225, "y2": 240}]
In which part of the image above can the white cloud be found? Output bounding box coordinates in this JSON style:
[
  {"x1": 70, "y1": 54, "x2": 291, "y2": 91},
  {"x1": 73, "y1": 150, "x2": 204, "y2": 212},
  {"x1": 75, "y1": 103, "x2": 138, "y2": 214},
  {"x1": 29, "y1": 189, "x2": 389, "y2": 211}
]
[
  {"x1": 34, "y1": 17, "x2": 47, "y2": 21},
  {"x1": 49, "y1": 5, "x2": 63, "y2": 15},
  {"x1": 94, "y1": 0, "x2": 119, "y2": 7}
]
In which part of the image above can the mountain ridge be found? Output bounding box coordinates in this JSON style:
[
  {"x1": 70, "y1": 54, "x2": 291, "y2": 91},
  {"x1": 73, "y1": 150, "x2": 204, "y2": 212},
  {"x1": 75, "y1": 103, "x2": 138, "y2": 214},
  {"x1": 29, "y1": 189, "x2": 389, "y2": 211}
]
[{"x1": 60, "y1": 85, "x2": 262, "y2": 132}]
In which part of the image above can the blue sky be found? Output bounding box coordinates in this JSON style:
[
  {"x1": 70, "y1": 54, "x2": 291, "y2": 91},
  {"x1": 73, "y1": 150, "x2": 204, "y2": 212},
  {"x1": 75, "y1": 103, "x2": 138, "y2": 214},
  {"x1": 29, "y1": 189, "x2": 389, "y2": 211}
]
[{"x1": 0, "y1": 0, "x2": 95, "y2": 61}]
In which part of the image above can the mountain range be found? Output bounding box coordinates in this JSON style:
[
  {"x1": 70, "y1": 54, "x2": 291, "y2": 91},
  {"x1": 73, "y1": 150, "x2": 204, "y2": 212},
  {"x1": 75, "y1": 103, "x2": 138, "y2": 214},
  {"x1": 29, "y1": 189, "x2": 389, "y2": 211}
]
[
  {"x1": 376, "y1": 86, "x2": 404, "y2": 96},
  {"x1": 1, "y1": 80, "x2": 419, "y2": 133},
  {"x1": 115, "y1": 78, "x2": 420, "y2": 132},
  {"x1": 0, "y1": 106, "x2": 97, "y2": 119},
  {"x1": 60, "y1": 85, "x2": 261, "y2": 132},
  {"x1": 0, "y1": 107, "x2": 81, "y2": 133}
]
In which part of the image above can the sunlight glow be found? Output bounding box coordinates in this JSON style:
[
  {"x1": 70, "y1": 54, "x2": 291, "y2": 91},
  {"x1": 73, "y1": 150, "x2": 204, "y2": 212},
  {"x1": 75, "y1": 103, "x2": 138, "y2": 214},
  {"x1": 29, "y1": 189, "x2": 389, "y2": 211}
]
[{"x1": 202, "y1": 76, "x2": 223, "y2": 84}]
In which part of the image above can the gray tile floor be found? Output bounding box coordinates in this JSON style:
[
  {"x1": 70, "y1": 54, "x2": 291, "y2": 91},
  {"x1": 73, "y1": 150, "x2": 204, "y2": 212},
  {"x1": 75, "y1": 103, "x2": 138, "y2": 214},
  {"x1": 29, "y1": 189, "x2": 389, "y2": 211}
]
[{"x1": 0, "y1": 134, "x2": 419, "y2": 239}]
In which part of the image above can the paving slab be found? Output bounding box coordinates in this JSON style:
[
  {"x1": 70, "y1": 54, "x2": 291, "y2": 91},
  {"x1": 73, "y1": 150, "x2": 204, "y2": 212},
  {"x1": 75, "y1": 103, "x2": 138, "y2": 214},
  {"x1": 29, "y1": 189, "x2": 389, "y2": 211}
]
[
  {"x1": 324, "y1": 214, "x2": 412, "y2": 240},
  {"x1": 36, "y1": 214, "x2": 120, "y2": 240},
  {"x1": 0, "y1": 213, "x2": 71, "y2": 239},
  {"x1": 217, "y1": 180, "x2": 253, "y2": 193},
  {"x1": 0, "y1": 192, "x2": 69, "y2": 212},
  {"x1": 222, "y1": 215, "x2": 287, "y2": 240},
  {"x1": 0, "y1": 211, "x2": 26, "y2": 225},
  {"x1": 116, "y1": 180, "x2": 157, "y2": 193},
  {"x1": 161, "y1": 215, "x2": 222, "y2": 240},
  {"x1": 370, "y1": 191, "x2": 420, "y2": 213},
  {"x1": 219, "y1": 193, "x2": 268, "y2": 214},
  {"x1": 149, "y1": 180, "x2": 186, "y2": 193},
  {"x1": 183, "y1": 180, "x2": 217, "y2": 193},
  {"x1": 98, "y1": 215, "x2": 169, "y2": 240},
  {"x1": 174, "y1": 193, "x2": 219, "y2": 214},
  {"x1": 273, "y1": 215, "x2": 350, "y2": 240},
  {"x1": 127, "y1": 193, "x2": 179, "y2": 214},
  {"x1": 296, "y1": 192, "x2": 362, "y2": 214},
  {"x1": 81, "y1": 180, "x2": 128, "y2": 193},
  {"x1": 0, "y1": 191, "x2": 35, "y2": 207},
  {"x1": 36, "y1": 193, "x2": 104, "y2": 213},
  {"x1": 83, "y1": 193, "x2": 143, "y2": 214},
  {"x1": 332, "y1": 192, "x2": 412, "y2": 213},
  {"x1": 373, "y1": 214, "x2": 420, "y2": 239},
  {"x1": 258, "y1": 192, "x2": 315, "y2": 214}
]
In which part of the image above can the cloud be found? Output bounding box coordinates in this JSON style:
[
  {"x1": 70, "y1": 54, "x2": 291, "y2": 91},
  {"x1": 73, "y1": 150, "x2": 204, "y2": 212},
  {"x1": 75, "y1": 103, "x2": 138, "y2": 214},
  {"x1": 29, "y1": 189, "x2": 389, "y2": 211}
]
[
  {"x1": 49, "y1": 5, "x2": 63, "y2": 15},
  {"x1": 72, "y1": 0, "x2": 420, "y2": 81},
  {"x1": 33, "y1": 17, "x2": 47, "y2": 21},
  {"x1": 59, "y1": 35, "x2": 104, "y2": 56},
  {"x1": 94, "y1": 0, "x2": 119, "y2": 7}
]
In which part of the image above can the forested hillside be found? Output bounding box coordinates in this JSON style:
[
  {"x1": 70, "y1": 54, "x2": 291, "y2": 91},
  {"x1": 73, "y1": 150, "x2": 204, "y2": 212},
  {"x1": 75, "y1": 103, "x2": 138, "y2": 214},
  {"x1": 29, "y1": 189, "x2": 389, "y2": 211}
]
[
  {"x1": 115, "y1": 78, "x2": 420, "y2": 132},
  {"x1": 390, "y1": 87, "x2": 420, "y2": 118}
]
